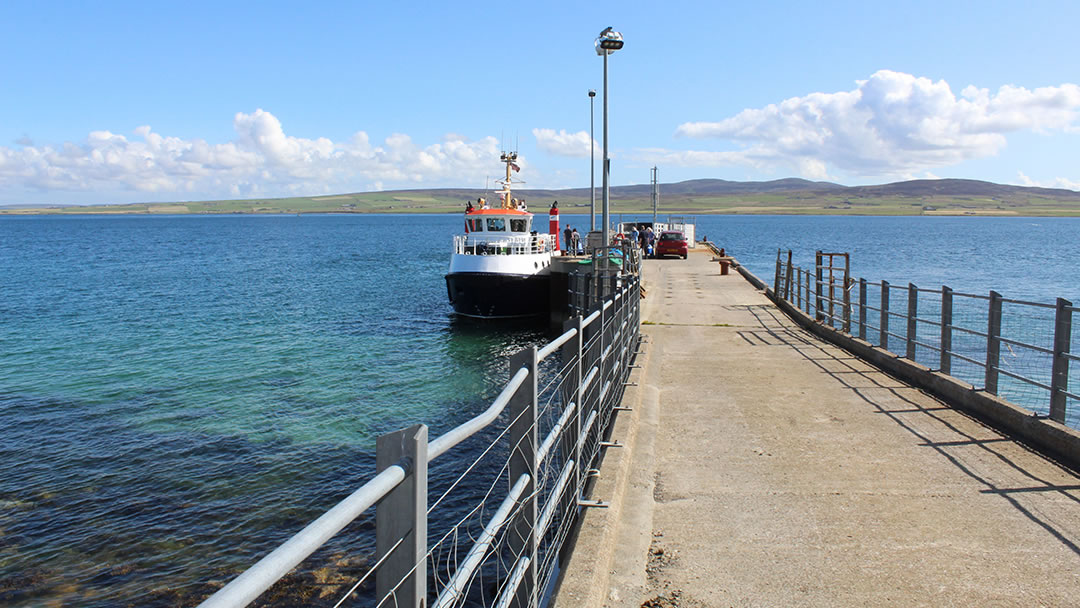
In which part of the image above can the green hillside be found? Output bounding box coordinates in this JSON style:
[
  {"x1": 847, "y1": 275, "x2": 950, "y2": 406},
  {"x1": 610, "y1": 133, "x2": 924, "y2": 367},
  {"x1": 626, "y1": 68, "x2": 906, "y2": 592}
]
[{"x1": 5, "y1": 178, "x2": 1080, "y2": 216}]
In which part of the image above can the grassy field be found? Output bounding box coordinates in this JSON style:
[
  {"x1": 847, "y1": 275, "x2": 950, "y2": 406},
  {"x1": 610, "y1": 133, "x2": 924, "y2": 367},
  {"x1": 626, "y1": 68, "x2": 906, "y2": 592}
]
[{"x1": 5, "y1": 189, "x2": 1080, "y2": 217}]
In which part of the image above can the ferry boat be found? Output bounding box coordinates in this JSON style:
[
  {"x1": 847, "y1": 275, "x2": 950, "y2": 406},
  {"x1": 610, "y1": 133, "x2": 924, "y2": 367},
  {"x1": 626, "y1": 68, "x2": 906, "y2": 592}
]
[{"x1": 445, "y1": 152, "x2": 558, "y2": 318}]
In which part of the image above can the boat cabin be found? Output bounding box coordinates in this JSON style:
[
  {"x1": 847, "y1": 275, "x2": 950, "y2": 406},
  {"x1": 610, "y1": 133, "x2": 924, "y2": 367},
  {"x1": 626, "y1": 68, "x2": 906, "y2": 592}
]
[
  {"x1": 465, "y1": 208, "x2": 534, "y2": 238},
  {"x1": 456, "y1": 208, "x2": 553, "y2": 256}
]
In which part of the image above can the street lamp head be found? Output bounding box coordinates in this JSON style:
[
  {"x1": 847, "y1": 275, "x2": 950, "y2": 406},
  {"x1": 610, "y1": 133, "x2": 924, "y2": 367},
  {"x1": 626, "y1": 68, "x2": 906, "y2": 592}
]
[
  {"x1": 588, "y1": 89, "x2": 596, "y2": 97},
  {"x1": 595, "y1": 27, "x2": 624, "y2": 55}
]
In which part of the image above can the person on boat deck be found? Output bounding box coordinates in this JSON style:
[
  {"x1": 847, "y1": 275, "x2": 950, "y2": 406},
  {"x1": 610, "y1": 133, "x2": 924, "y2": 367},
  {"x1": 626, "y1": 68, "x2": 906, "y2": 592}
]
[
  {"x1": 518, "y1": 198, "x2": 527, "y2": 211},
  {"x1": 466, "y1": 200, "x2": 474, "y2": 213},
  {"x1": 479, "y1": 197, "x2": 489, "y2": 209},
  {"x1": 563, "y1": 224, "x2": 573, "y2": 255},
  {"x1": 510, "y1": 197, "x2": 518, "y2": 210}
]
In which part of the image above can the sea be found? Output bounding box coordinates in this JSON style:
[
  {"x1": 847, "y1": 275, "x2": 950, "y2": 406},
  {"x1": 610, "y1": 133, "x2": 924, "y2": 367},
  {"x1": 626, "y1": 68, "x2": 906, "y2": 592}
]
[{"x1": 1, "y1": 213, "x2": 1077, "y2": 606}]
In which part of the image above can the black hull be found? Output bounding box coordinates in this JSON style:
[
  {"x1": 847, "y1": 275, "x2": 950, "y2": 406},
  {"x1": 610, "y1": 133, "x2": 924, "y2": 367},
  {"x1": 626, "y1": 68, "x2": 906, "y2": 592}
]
[{"x1": 445, "y1": 273, "x2": 550, "y2": 319}]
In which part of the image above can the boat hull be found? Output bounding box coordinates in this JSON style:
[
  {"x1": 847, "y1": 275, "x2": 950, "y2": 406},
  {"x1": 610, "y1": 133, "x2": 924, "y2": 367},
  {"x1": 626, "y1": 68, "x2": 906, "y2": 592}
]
[{"x1": 445, "y1": 272, "x2": 551, "y2": 319}]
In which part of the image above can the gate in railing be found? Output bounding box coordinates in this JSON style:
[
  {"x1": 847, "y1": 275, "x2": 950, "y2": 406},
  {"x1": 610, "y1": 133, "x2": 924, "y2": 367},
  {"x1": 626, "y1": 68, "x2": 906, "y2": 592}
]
[
  {"x1": 197, "y1": 274, "x2": 642, "y2": 608},
  {"x1": 774, "y1": 249, "x2": 1079, "y2": 430}
]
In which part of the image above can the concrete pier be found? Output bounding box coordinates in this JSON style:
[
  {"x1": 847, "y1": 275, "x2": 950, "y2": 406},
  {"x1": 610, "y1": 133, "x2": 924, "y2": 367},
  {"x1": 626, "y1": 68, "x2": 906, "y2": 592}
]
[{"x1": 554, "y1": 248, "x2": 1080, "y2": 607}]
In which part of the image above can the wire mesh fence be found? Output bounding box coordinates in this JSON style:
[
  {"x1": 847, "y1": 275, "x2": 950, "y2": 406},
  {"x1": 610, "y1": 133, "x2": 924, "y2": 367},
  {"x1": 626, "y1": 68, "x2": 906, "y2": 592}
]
[
  {"x1": 197, "y1": 275, "x2": 642, "y2": 608},
  {"x1": 774, "y1": 249, "x2": 1078, "y2": 431}
]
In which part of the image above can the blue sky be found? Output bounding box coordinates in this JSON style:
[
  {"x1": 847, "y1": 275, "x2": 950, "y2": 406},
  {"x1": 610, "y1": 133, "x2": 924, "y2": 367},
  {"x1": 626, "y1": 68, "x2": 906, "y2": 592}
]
[{"x1": 2, "y1": 0, "x2": 1078, "y2": 205}]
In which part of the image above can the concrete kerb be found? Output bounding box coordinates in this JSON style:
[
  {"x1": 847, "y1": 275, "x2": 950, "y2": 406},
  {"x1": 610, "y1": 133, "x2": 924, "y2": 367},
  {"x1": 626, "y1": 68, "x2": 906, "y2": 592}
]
[
  {"x1": 550, "y1": 321, "x2": 655, "y2": 607},
  {"x1": 737, "y1": 265, "x2": 1080, "y2": 471}
]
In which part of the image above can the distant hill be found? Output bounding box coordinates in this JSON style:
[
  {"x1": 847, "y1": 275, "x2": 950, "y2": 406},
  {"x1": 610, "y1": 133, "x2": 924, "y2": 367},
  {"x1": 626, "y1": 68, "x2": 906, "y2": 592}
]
[{"x1": 4, "y1": 177, "x2": 1079, "y2": 216}]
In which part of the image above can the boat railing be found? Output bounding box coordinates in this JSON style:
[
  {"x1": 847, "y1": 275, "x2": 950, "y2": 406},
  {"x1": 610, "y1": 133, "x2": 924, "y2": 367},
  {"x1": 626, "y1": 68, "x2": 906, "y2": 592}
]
[
  {"x1": 195, "y1": 275, "x2": 643, "y2": 608},
  {"x1": 453, "y1": 233, "x2": 557, "y2": 255}
]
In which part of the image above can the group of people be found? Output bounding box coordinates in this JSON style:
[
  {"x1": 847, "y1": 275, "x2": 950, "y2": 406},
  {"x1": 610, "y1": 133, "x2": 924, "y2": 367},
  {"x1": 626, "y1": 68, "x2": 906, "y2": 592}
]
[
  {"x1": 464, "y1": 197, "x2": 528, "y2": 212},
  {"x1": 628, "y1": 225, "x2": 656, "y2": 257},
  {"x1": 562, "y1": 224, "x2": 582, "y2": 255}
]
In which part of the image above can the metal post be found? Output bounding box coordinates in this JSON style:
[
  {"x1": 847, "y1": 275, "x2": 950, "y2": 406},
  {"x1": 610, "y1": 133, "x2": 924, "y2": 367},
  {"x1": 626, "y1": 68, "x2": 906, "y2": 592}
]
[
  {"x1": 880, "y1": 280, "x2": 890, "y2": 350},
  {"x1": 940, "y1": 286, "x2": 953, "y2": 374},
  {"x1": 906, "y1": 283, "x2": 918, "y2": 360},
  {"x1": 985, "y1": 291, "x2": 1003, "y2": 394},
  {"x1": 1050, "y1": 298, "x2": 1073, "y2": 423},
  {"x1": 508, "y1": 346, "x2": 538, "y2": 608},
  {"x1": 795, "y1": 267, "x2": 802, "y2": 309},
  {"x1": 858, "y1": 278, "x2": 867, "y2": 341},
  {"x1": 774, "y1": 249, "x2": 782, "y2": 296},
  {"x1": 805, "y1": 269, "x2": 811, "y2": 314},
  {"x1": 601, "y1": 51, "x2": 610, "y2": 248},
  {"x1": 842, "y1": 255, "x2": 851, "y2": 333},
  {"x1": 785, "y1": 250, "x2": 794, "y2": 301},
  {"x1": 589, "y1": 90, "x2": 596, "y2": 231},
  {"x1": 376, "y1": 424, "x2": 428, "y2": 607},
  {"x1": 815, "y1": 251, "x2": 824, "y2": 322},
  {"x1": 651, "y1": 166, "x2": 659, "y2": 226},
  {"x1": 562, "y1": 315, "x2": 585, "y2": 495},
  {"x1": 827, "y1": 256, "x2": 835, "y2": 328}
]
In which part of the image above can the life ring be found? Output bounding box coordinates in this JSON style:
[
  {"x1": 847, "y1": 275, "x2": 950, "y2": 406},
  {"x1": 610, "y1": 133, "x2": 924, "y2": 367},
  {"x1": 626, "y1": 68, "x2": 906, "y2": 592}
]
[{"x1": 538, "y1": 239, "x2": 546, "y2": 253}]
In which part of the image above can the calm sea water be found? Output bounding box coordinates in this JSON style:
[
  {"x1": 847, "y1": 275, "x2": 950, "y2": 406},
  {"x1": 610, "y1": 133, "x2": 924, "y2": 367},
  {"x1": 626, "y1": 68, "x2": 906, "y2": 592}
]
[{"x1": 1, "y1": 213, "x2": 1077, "y2": 605}]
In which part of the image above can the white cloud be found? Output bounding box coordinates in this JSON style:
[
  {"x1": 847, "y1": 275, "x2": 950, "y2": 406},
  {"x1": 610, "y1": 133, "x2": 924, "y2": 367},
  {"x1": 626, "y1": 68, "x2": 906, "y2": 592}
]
[
  {"x1": 0, "y1": 110, "x2": 503, "y2": 201},
  {"x1": 673, "y1": 70, "x2": 1080, "y2": 179},
  {"x1": 533, "y1": 128, "x2": 596, "y2": 158},
  {"x1": 1016, "y1": 171, "x2": 1080, "y2": 191}
]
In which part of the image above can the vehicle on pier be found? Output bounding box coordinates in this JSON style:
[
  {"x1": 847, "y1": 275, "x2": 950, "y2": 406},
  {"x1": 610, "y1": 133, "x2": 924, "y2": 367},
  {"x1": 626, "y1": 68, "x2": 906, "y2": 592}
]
[{"x1": 445, "y1": 152, "x2": 557, "y2": 318}]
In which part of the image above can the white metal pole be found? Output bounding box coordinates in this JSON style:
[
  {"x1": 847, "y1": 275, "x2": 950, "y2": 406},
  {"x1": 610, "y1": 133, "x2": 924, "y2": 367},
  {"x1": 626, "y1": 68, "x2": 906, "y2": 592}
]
[
  {"x1": 590, "y1": 92, "x2": 596, "y2": 232},
  {"x1": 601, "y1": 51, "x2": 610, "y2": 249}
]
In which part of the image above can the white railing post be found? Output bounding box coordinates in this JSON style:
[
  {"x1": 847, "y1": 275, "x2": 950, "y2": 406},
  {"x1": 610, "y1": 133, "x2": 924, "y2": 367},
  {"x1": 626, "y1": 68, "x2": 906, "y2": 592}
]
[
  {"x1": 507, "y1": 346, "x2": 538, "y2": 608},
  {"x1": 376, "y1": 424, "x2": 428, "y2": 607}
]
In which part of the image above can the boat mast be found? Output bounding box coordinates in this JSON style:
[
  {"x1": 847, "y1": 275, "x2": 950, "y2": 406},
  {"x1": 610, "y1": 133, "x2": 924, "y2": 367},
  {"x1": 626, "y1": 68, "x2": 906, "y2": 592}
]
[{"x1": 497, "y1": 151, "x2": 518, "y2": 209}]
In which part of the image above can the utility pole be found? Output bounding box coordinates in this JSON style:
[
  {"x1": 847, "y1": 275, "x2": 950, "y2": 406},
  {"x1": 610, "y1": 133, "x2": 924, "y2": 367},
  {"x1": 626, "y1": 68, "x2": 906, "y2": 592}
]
[{"x1": 651, "y1": 166, "x2": 659, "y2": 225}]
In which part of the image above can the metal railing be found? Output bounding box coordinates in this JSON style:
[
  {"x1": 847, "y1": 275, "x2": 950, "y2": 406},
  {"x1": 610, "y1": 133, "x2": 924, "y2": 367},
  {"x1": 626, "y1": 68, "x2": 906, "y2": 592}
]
[
  {"x1": 774, "y1": 249, "x2": 1078, "y2": 429},
  {"x1": 453, "y1": 234, "x2": 556, "y2": 256},
  {"x1": 567, "y1": 243, "x2": 642, "y2": 317},
  {"x1": 197, "y1": 273, "x2": 642, "y2": 608}
]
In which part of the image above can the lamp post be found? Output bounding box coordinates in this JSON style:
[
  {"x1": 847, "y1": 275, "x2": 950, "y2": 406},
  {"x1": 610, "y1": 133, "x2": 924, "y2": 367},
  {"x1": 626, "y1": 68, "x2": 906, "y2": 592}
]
[
  {"x1": 595, "y1": 26, "x2": 623, "y2": 249},
  {"x1": 589, "y1": 89, "x2": 596, "y2": 232}
]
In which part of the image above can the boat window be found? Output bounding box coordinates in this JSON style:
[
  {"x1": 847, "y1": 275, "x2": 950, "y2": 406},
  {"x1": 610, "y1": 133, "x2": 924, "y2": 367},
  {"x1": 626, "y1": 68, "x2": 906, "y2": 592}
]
[
  {"x1": 510, "y1": 218, "x2": 527, "y2": 233},
  {"x1": 467, "y1": 218, "x2": 484, "y2": 232},
  {"x1": 486, "y1": 218, "x2": 506, "y2": 231}
]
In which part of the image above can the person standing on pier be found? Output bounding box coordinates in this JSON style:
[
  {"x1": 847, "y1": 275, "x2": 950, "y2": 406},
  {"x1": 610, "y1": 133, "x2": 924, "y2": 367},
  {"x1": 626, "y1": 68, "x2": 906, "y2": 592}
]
[{"x1": 563, "y1": 224, "x2": 573, "y2": 255}]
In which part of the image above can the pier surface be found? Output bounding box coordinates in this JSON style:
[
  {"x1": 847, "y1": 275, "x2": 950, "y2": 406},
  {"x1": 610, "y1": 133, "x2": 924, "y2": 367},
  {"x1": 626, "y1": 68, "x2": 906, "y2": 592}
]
[{"x1": 555, "y1": 249, "x2": 1080, "y2": 607}]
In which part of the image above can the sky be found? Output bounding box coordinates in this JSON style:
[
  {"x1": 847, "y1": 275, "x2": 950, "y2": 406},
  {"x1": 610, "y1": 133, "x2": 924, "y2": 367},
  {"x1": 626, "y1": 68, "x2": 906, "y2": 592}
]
[{"x1": 1, "y1": 0, "x2": 1078, "y2": 206}]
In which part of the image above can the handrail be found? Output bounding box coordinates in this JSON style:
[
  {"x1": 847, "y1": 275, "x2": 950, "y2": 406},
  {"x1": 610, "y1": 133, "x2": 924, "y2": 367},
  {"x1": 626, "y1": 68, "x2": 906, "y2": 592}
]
[
  {"x1": 432, "y1": 474, "x2": 531, "y2": 608},
  {"x1": 775, "y1": 250, "x2": 1077, "y2": 429},
  {"x1": 428, "y1": 366, "x2": 530, "y2": 461},
  {"x1": 198, "y1": 465, "x2": 408, "y2": 608},
  {"x1": 196, "y1": 271, "x2": 643, "y2": 608},
  {"x1": 538, "y1": 327, "x2": 578, "y2": 361}
]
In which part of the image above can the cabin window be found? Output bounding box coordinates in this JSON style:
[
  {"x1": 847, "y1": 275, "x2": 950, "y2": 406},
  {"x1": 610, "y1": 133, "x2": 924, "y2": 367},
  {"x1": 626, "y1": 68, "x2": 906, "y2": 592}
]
[
  {"x1": 510, "y1": 219, "x2": 527, "y2": 233},
  {"x1": 486, "y1": 218, "x2": 506, "y2": 231},
  {"x1": 467, "y1": 218, "x2": 483, "y2": 232}
]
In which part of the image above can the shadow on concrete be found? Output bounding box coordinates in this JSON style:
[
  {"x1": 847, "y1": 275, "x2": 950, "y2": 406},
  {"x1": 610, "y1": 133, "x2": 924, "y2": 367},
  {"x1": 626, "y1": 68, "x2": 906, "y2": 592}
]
[{"x1": 735, "y1": 302, "x2": 1080, "y2": 557}]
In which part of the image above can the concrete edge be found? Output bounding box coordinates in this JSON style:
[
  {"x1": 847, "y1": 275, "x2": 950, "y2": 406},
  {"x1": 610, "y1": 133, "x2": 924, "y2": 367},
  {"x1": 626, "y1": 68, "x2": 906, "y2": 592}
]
[
  {"x1": 734, "y1": 263, "x2": 1080, "y2": 471},
  {"x1": 550, "y1": 332, "x2": 654, "y2": 607}
]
